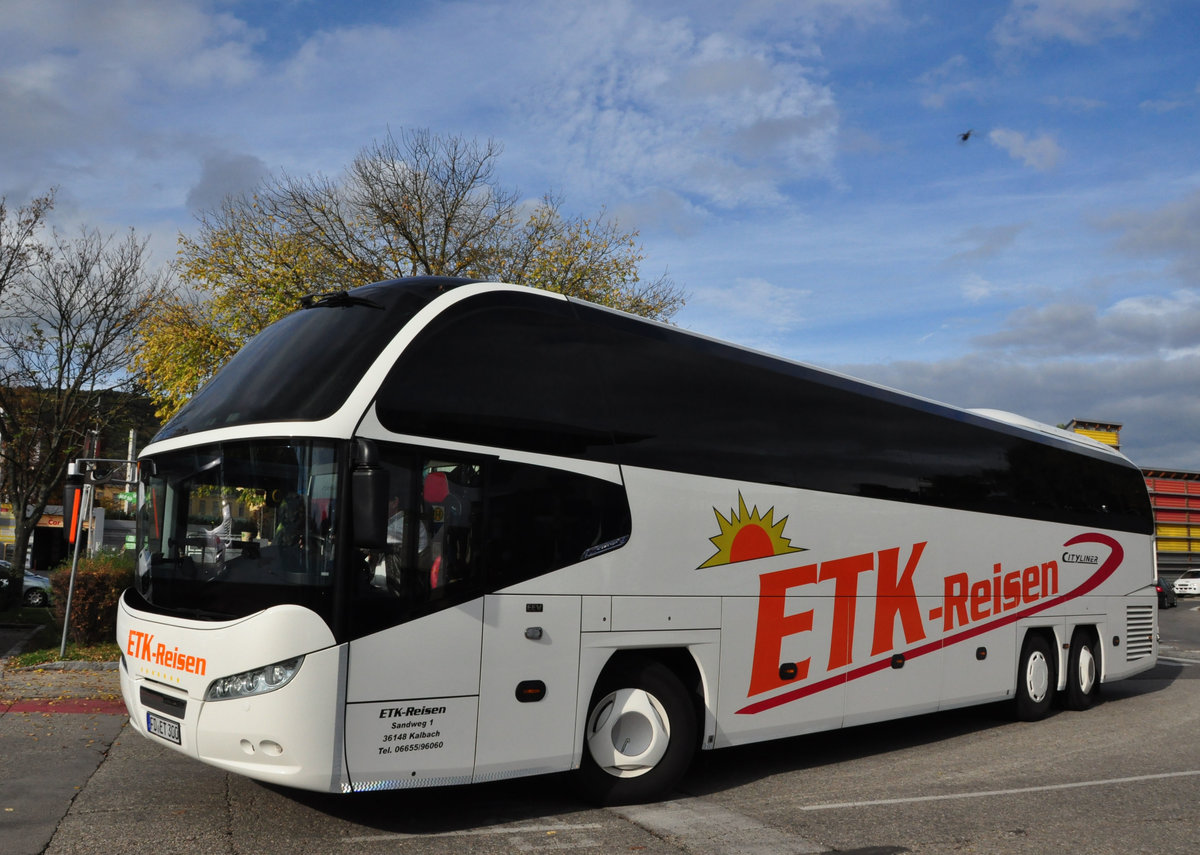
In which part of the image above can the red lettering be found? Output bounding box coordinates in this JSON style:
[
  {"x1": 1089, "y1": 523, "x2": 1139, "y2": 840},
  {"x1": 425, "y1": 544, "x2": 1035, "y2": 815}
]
[
  {"x1": 749, "y1": 564, "x2": 817, "y2": 697},
  {"x1": 991, "y1": 563, "x2": 1002, "y2": 615},
  {"x1": 969, "y1": 579, "x2": 991, "y2": 621},
  {"x1": 871, "y1": 542, "x2": 927, "y2": 655},
  {"x1": 944, "y1": 572, "x2": 968, "y2": 630},
  {"x1": 819, "y1": 553, "x2": 874, "y2": 670},
  {"x1": 1041, "y1": 560, "x2": 1059, "y2": 595},
  {"x1": 1002, "y1": 571, "x2": 1021, "y2": 610},
  {"x1": 1022, "y1": 565, "x2": 1040, "y2": 603}
]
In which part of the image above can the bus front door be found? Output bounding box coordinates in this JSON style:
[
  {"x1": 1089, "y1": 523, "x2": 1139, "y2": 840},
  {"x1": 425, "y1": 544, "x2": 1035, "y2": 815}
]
[{"x1": 342, "y1": 600, "x2": 484, "y2": 790}]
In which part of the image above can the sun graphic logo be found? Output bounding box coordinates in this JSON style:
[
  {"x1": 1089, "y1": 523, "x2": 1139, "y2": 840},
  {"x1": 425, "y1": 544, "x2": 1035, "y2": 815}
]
[{"x1": 698, "y1": 493, "x2": 806, "y2": 569}]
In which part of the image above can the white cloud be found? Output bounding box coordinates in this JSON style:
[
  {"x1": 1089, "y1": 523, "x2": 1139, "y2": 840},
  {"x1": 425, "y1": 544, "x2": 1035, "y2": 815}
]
[
  {"x1": 988, "y1": 128, "x2": 1062, "y2": 171},
  {"x1": 973, "y1": 291, "x2": 1200, "y2": 357},
  {"x1": 693, "y1": 276, "x2": 811, "y2": 329},
  {"x1": 1140, "y1": 99, "x2": 1187, "y2": 114},
  {"x1": 992, "y1": 0, "x2": 1146, "y2": 49},
  {"x1": 846, "y1": 352, "x2": 1200, "y2": 469},
  {"x1": 1097, "y1": 188, "x2": 1200, "y2": 285},
  {"x1": 0, "y1": 0, "x2": 264, "y2": 220},
  {"x1": 945, "y1": 223, "x2": 1028, "y2": 265},
  {"x1": 1041, "y1": 94, "x2": 1106, "y2": 112},
  {"x1": 515, "y1": 14, "x2": 842, "y2": 210},
  {"x1": 185, "y1": 151, "x2": 270, "y2": 213},
  {"x1": 962, "y1": 273, "x2": 998, "y2": 303},
  {"x1": 915, "y1": 54, "x2": 979, "y2": 109}
]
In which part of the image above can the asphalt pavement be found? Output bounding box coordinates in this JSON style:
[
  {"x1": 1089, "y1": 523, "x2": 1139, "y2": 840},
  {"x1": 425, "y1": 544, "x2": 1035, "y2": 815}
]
[
  {"x1": 0, "y1": 625, "x2": 128, "y2": 855},
  {"x1": 3, "y1": 609, "x2": 1200, "y2": 855}
]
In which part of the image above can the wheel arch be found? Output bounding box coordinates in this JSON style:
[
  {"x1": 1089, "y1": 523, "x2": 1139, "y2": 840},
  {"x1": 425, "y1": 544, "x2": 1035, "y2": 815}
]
[
  {"x1": 1045, "y1": 621, "x2": 1103, "y2": 692},
  {"x1": 576, "y1": 636, "x2": 719, "y2": 770},
  {"x1": 1014, "y1": 625, "x2": 1059, "y2": 721},
  {"x1": 588, "y1": 648, "x2": 707, "y2": 746},
  {"x1": 574, "y1": 645, "x2": 709, "y2": 804},
  {"x1": 1067, "y1": 622, "x2": 1102, "y2": 684}
]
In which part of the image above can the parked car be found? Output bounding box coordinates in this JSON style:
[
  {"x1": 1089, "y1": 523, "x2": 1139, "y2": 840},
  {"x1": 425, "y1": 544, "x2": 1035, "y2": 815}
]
[
  {"x1": 0, "y1": 559, "x2": 51, "y2": 608},
  {"x1": 1156, "y1": 578, "x2": 1178, "y2": 608},
  {"x1": 22, "y1": 570, "x2": 51, "y2": 607},
  {"x1": 1173, "y1": 569, "x2": 1200, "y2": 598}
]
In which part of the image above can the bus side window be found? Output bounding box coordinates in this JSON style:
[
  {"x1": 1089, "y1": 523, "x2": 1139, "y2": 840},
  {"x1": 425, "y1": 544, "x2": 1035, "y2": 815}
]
[
  {"x1": 347, "y1": 445, "x2": 630, "y2": 639},
  {"x1": 422, "y1": 461, "x2": 482, "y2": 592},
  {"x1": 484, "y1": 459, "x2": 631, "y2": 590}
]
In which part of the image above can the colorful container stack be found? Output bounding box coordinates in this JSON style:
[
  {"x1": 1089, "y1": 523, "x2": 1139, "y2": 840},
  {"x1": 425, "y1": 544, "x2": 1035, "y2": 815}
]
[{"x1": 1067, "y1": 419, "x2": 1199, "y2": 575}]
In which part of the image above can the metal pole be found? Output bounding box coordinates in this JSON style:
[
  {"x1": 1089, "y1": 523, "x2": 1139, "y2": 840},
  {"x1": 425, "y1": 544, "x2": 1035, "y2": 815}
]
[
  {"x1": 59, "y1": 481, "x2": 91, "y2": 660},
  {"x1": 124, "y1": 430, "x2": 136, "y2": 514}
]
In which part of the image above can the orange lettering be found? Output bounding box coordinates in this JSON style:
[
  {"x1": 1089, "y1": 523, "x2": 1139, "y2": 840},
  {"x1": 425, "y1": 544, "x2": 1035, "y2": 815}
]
[
  {"x1": 748, "y1": 564, "x2": 817, "y2": 697},
  {"x1": 871, "y1": 542, "x2": 927, "y2": 655},
  {"x1": 1022, "y1": 565, "x2": 1040, "y2": 602},
  {"x1": 944, "y1": 572, "x2": 968, "y2": 630},
  {"x1": 819, "y1": 553, "x2": 874, "y2": 670}
]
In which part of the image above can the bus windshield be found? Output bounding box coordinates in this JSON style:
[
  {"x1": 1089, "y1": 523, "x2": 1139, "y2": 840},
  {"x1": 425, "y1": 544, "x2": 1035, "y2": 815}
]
[{"x1": 134, "y1": 439, "x2": 341, "y2": 624}]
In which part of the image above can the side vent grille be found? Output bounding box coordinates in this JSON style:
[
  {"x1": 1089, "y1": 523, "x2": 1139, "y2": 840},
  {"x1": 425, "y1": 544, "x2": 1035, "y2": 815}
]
[{"x1": 1125, "y1": 605, "x2": 1155, "y2": 661}]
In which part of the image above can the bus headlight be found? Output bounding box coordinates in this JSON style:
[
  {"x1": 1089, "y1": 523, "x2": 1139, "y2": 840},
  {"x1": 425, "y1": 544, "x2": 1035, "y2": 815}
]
[{"x1": 205, "y1": 657, "x2": 304, "y2": 701}]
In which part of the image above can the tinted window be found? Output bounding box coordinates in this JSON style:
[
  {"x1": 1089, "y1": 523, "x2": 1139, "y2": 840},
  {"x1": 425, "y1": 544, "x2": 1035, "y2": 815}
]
[
  {"x1": 484, "y1": 459, "x2": 631, "y2": 589},
  {"x1": 155, "y1": 278, "x2": 473, "y2": 441},
  {"x1": 375, "y1": 289, "x2": 1149, "y2": 534},
  {"x1": 375, "y1": 292, "x2": 612, "y2": 456},
  {"x1": 581, "y1": 305, "x2": 1150, "y2": 533},
  {"x1": 133, "y1": 440, "x2": 341, "y2": 624},
  {"x1": 348, "y1": 442, "x2": 630, "y2": 638}
]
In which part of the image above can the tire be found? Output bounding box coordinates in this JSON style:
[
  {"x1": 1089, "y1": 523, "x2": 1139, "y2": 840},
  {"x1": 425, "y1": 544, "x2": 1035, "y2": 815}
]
[
  {"x1": 576, "y1": 657, "x2": 697, "y2": 805},
  {"x1": 1014, "y1": 633, "x2": 1056, "y2": 721},
  {"x1": 1063, "y1": 629, "x2": 1100, "y2": 711},
  {"x1": 23, "y1": 588, "x2": 48, "y2": 607}
]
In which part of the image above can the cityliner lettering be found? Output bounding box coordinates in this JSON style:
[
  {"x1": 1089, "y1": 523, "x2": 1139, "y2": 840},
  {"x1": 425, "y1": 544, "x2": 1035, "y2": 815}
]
[
  {"x1": 740, "y1": 532, "x2": 1124, "y2": 715},
  {"x1": 125, "y1": 629, "x2": 207, "y2": 676}
]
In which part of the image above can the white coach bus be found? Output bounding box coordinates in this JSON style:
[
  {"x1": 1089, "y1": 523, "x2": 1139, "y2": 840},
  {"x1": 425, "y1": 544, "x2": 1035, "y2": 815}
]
[{"x1": 118, "y1": 277, "x2": 1157, "y2": 804}]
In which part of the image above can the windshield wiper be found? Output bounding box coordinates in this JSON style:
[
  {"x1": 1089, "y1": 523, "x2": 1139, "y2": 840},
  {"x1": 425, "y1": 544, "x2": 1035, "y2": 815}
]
[{"x1": 300, "y1": 291, "x2": 383, "y2": 310}]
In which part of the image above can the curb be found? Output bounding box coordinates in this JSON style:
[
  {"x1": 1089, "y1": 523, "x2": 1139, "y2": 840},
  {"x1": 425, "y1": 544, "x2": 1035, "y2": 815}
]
[{"x1": 14, "y1": 659, "x2": 119, "y2": 671}]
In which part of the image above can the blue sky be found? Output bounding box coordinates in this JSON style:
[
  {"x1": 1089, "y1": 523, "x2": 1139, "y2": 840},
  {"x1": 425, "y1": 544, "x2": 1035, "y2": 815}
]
[{"x1": 3, "y1": 0, "x2": 1199, "y2": 467}]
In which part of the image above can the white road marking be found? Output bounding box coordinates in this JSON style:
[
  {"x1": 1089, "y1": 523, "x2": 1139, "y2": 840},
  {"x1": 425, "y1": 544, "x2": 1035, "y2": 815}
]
[
  {"x1": 800, "y1": 769, "x2": 1200, "y2": 812},
  {"x1": 1158, "y1": 654, "x2": 1200, "y2": 664},
  {"x1": 613, "y1": 797, "x2": 826, "y2": 855}
]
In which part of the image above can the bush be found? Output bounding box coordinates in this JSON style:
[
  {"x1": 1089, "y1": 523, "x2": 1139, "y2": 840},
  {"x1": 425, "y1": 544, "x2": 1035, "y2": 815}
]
[{"x1": 51, "y1": 551, "x2": 135, "y2": 646}]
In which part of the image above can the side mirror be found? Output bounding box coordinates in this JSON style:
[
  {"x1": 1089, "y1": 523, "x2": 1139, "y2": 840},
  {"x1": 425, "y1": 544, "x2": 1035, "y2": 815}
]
[{"x1": 351, "y1": 439, "x2": 389, "y2": 548}]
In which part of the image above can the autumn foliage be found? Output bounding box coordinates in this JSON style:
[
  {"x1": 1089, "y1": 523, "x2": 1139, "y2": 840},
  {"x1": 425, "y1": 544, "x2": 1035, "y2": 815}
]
[
  {"x1": 51, "y1": 552, "x2": 135, "y2": 646},
  {"x1": 135, "y1": 129, "x2": 684, "y2": 420}
]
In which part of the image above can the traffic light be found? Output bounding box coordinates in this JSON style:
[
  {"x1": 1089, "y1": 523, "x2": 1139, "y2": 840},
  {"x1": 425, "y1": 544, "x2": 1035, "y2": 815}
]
[{"x1": 64, "y1": 472, "x2": 84, "y2": 544}]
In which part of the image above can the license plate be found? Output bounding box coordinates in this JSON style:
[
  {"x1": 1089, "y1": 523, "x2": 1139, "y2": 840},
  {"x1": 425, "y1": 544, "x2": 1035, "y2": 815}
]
[{"x1": 146, "y1": 711, "x2": 181, "y2": 745}]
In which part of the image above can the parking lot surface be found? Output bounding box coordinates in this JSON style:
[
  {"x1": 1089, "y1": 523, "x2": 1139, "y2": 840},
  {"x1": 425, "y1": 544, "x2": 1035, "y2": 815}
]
[{"x1": 3, "y1": 608, "x2": 1200, "y2": 855}]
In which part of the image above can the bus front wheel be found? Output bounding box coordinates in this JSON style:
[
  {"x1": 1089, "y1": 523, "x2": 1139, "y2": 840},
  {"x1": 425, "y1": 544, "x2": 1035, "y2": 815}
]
[
  {"x1": 1015, "y1": 633, "x2": 1056, "y2": 721},
  {"x1": 577, "y1": 657, "x2": 696, "y2": 805}
]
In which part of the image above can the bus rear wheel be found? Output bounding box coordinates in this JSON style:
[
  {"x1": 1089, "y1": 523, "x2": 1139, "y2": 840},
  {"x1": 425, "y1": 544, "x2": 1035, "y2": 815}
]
[
  {"x1": 1015, "y1": 633, "x2": 1056, "y2": 721},
  {"x1": 576, "y1": 657, "x2": 696, "y2": 805},
  {"x1": 1064, "y1": 629, "x2": 1100, "y2": 711}
]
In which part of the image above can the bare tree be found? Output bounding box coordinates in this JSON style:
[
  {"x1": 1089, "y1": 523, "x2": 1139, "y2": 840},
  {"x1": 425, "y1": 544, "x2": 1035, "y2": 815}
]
[
  {"x1": 147, "y1": 128, "x2": 684, "y2": 420},
  {"x1": 0, "y1": 197, "x2": 171, "y2": 576},
  {"x1": 0, "y1": 190, "x2": 54, "y2": 302}
]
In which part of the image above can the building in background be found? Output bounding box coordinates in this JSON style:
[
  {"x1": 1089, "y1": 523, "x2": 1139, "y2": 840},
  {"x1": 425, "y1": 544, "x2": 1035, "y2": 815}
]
[{"x1": 1067, "y1": 419, "x2": 1199, "y2": 577}]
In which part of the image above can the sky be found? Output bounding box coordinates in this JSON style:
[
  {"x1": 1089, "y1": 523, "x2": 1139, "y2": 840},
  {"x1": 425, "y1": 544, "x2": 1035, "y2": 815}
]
[{"x1": 2, "y1": 0, "x2": 1199, "y2": 468}]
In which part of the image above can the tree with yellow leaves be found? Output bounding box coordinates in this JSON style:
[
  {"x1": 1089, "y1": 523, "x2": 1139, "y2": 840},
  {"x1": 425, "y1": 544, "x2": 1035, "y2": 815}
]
[{"x1": 137, "y1": 129, "x2": 683, "y2": 420}]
